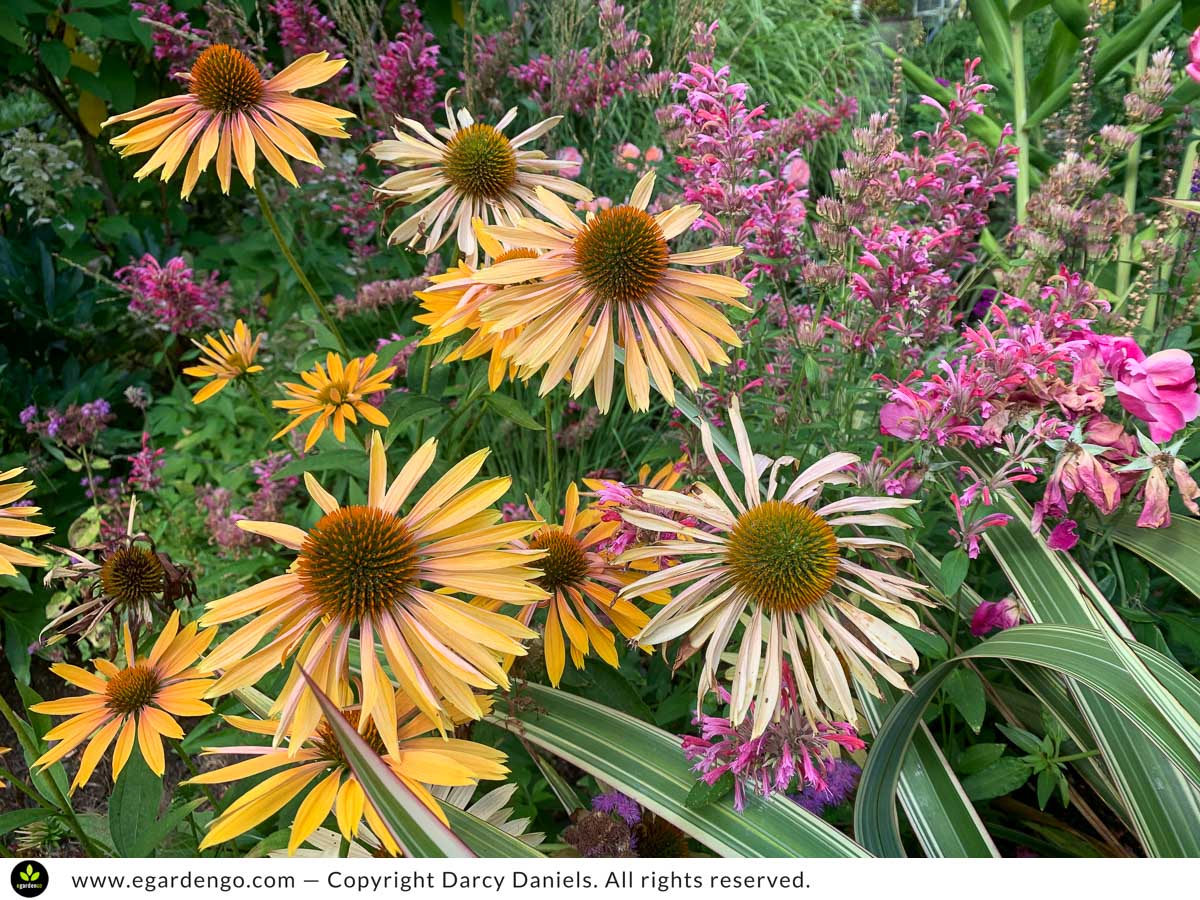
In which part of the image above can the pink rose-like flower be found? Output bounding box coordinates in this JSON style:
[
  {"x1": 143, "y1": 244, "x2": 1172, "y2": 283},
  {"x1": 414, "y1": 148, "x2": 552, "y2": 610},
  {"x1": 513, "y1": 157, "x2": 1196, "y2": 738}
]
[
  {"x1": 643, "y1": 145, "x2": 663, "y2": 163},
  {"x1": 970, "y1": 597, "x2": 1021, "y2": 637},
  {"x1": 1115, "y1": 349, "x2": 1200, "y2": 443},
  {"x1": 555, "y1": 146, "x2": 583, "y2": 179},
  {"x1": 783, "y1": 156, "x2": 810, "y2": 188},
  {"x1": 1188, "y1": 27, "x2": 1200, "y2": 83},
  {"x1": 618, "y1": 142, "x2": 641, "y2": 160},
  {"x1": 1047, "y1": 519, "x2": 1079, "y2": 551}
]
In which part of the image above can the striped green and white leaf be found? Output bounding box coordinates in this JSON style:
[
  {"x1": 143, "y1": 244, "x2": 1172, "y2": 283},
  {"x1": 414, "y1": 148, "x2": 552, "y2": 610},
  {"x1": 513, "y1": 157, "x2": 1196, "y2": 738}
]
[
  {"x1": 489, "y1": 681, "x2": 869, "y2": 857},
  {"x1": 299, "y1": 669, "x2": 475, "y2": 858},
  {"x1": 985, "y1": 492, "x2": 1200, "y2": 856},
  {"x1": 1109, "y1": 510, "x2": 1200, "y2": 599}
]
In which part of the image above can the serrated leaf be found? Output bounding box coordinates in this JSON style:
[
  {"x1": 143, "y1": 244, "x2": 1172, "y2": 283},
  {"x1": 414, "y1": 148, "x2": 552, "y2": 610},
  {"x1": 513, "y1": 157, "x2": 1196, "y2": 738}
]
[
  {"x1": 943, "y1": 668, "x2": 986, "y2": 733},
  {"x1": 955, "y1": 743, "x2": 1007, "y2": 775},
  {"x1": 940, "y1": 548, "x2": 970, "y2": 597},
  {"x1": 108, "y1": 744, "x2": 163, "y2": 857}
]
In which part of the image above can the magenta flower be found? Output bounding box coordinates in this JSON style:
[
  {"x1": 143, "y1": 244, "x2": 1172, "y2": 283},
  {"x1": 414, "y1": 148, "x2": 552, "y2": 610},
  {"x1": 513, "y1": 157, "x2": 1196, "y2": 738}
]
[
  {"x1": 1046, "y1": 519, "x2": 1079, "y2": 551},
  {"x1": 1115, "y1": 349, "x2": 1200, "y2": 443},
  {"x1": 970, "y1": 597, "x2": 1022, "y2": 637},
  {"x1": 1137, "y1": 455, "x2": 1200, "y2": 528},
  {"x1": 681, "y1": 666, "x2": 864, "y2": 812},
  {"x1": 1188, "y1": 28, "x2": 1200, "y2": 83}
]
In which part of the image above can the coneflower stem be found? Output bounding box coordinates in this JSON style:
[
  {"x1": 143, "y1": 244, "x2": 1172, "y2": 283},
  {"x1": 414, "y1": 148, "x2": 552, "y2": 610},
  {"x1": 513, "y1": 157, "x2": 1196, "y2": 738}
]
[
  {"x1": 254, "y1": 181, "x2": 349, "y2": 356},
  {"x1": 544, "y1": 395, "x2": 556, "y2": 495}
]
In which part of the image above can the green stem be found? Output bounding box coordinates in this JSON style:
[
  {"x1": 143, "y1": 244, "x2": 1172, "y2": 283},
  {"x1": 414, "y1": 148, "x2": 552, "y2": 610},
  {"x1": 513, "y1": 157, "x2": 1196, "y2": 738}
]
[
  {"x1": 338, "y1": 835, "x2": 351, "y2": 857},
  {"x1": 544, "y1": 394, "x2": 556, "y2": 496},
  {"x1": 1116, "y1": 0, "x2": 1152, "y2": 300},
  {"x1": 175, "y1": 741, "x2": 222, "y2": 813},
  {"x1": 253, "y1": 181, "x2": 348, "y2": 355},
  {"x1": 1011, "y1": 19, "x2": 1030, "y2": 224},
  {"x1": 415, "y1": 346, "x2": 434, "y2": 446}
]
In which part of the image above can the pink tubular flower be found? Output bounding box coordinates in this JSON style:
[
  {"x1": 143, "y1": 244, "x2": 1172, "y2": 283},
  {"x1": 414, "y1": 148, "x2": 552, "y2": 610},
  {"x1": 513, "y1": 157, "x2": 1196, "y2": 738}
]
[
  {"x1": 970, "y1": 597, "x2": 1022, "y2": 637},
  {"x1": 1188, "y1": 28, "x2": 1200, "y2": 83},
  {"x1": 116, "y1": 254, "x2": 227, "y2": 335},
  {"x1": 1137, "y1": 454, "x2": 1200, "y2": 528},
  {"x1": 682, "y1": 666, "x2": 865, "y2": 812},
  {"x1": 1115, "y1": 349, "x2": 1200, "y2": 443}
]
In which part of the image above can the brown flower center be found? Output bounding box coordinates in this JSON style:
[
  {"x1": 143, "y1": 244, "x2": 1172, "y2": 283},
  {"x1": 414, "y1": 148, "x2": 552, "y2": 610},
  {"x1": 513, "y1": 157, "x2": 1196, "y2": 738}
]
[
  {"x1": 190, "y1": 44, "x2": 264, "y2": 114},
  {"x1": 574, "y1": 206, "x2": 669, "y2": 305},
  {"x1": 725, "y1": 500, "x2": 839, "y2": 613},
  {"x1": 297, "y1": 506, "x2": 419, "y2": 619},
  {"x1": 528, "y1": 527, "x2": 590, "y2": 593},
  {"x1": 105, "y1": 665, "x2": 161, "y2": 715},
  {"x1": 442, "y1": 123, "x2": 518, "y2": 200},
  {"x1": 100, "y1": 546, "x2": 165, "y2": 607},
  {"x1": 311, "y1": 709, "x2": 388, "y2": 767}
]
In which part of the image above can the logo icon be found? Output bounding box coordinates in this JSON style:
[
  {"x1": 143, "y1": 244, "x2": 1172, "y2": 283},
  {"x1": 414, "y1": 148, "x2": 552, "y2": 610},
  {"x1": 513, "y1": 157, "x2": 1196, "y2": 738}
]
[{"x1": 10, "y1": 861, "x2": 47, "y2": 898}]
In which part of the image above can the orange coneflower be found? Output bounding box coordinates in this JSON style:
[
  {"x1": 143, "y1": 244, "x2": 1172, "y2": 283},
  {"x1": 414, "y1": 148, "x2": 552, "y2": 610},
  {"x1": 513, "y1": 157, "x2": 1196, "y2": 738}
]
[
  {"x1": 494, "y1": 484, "x2": 667, "y2": 686},
  {"x1": 476, "y1": 171, "x2": 749, "y2": 413},
  {"x1": 0, "y1": 467, "x2": 52, "y2": 575},
  {"x1": 621, "y1": 398, "x2": 932, "y2": 735},
  {"x1": 199, "y1": 432, "x2": 545, "y2": 753},
  {"x1": 414, "y1": 218, "x2": 540, "y2": 390},
  {"x1": 102, "y1": 45, "x2": 353, "y2": 198},
  {"x1": 30, "y1": 612, "x2": 215, "y2": 788},
  {"x1": 273, "y1": 352, "x2": 395, "y2": 451},
  {"x1": 184, "y1": 319, "x2": 264, "y2": 404},
  {"x1": 188, "y1": 697, "x2": 508, "y2": 855},
  {"x1": 370, "y1": 90, "x2": 591, "y2": 264}
]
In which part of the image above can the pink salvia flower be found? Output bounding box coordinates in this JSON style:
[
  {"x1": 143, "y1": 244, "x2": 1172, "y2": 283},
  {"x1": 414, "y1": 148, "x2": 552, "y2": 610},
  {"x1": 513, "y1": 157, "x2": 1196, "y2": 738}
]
[{"x1": 1188, "y1": 27, "x2": 1200, "y2": 83}]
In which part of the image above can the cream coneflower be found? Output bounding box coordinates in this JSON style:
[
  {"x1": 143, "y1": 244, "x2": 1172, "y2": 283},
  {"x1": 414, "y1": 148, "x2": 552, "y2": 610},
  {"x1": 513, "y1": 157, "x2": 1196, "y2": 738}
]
[
  {"x1": 273, "y1": 352, "x2": 395, "y2": 451},
  {"x1": 184, "y1": 319, "x2": 264, "y2": 404},
  {"x1": 619, "y1": 398, "x2": 931, "y2": 735},
  {"x1": 188, "y1": 700, "x2": 508, "y2": 855},
  {"x1": 497, "y1": 484, "x2": 666, "y2": 686},
  {"x1": 414, "y1": 218, "x2": 540, "y2": 390},
  {"x1": 475, "y1": 171, "x2": 748, "y2": 413},
  {"x1": 102, "y1": 46, "x2": 352, "y2": 198},
  {"x1": 199, "y1": 432, "x2": 544, "y2": 753},
  {"x1": 30, "y1": 612, "x2": 215, "y2": 788},
  {"x1": 369, "y1": 90, "x2": 591, "y2": 264},
  {"x1": 0, "y1": 467, "x2": 52, "y2": 575}
]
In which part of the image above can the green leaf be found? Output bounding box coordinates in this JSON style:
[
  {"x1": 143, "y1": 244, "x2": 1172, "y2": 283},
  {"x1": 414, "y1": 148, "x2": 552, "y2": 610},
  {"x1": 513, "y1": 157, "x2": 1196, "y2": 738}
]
[
  {"x1": 298, "y1": 668, "x2": 474, "y2": 857},
  {"x1": 997, "y1": 724, "x2": 1042, "y2": 756},
  {"x1": 1110, "y1": 510, "x2": 1200, "y2": 599},
  {"x1": 490, "y1": 681, "x2": 868, "y2": 857},
  {"x1": 39, "y1": 41, "x2": 70, "y2": 79},
  {"x1": 443, "y1": 806, "x2": 545, "y2": 858},
  {"x1": 943, "y1": 668, "x2": 987, "y2": 733},
  {"x1": 686, "y1": 772, "x2": 734, "y2": 810},
  {"x1": 961, "y1": 758, "x2": 1032, "y2": 802},
  {"x1": 0, "y1": 808, "x2": 45, "y2": 837},
  {"x1": 130, "y1": 798, "x2": 205, "y2": 857},
  {"x1": 955, "y1": 743, "x2": 1007, "y2": 775},
  {"x1": 108, "y1": 745, "x2": 164, "y2": 857},
  {"x1": 275, "y1": 447, "x2": 365, "y2": 479},
  {"x1": 939, "y1": 548, "x2": 970, "y2": 597},
  {"x1": 483, "y1": 393, "x2": 544, "y2": 430}
]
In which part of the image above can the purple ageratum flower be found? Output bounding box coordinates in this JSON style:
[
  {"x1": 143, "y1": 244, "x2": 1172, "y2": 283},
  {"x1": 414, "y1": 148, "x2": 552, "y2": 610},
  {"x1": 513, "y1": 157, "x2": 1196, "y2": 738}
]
[
  {"x1": 791, "y1": 759, "x2": 861, "y2": 816},
  {"x1": 682, "y1": 665, "x2": 865, "y2": 812},
  {"x1": 591, "y1": 791, "x2": 642, "y2": 826},
  {"x1": 970, "y1": 597, "x2": 1022, "y2": 637}
]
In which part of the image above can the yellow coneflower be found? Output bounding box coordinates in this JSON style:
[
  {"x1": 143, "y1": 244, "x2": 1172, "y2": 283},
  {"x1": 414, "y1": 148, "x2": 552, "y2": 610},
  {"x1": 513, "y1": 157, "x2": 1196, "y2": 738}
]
[
  {"x1": 281, "y1": 783, "x2": 544, "y2": 856},
  {"x1": 476, "y1": 171, "x2": 748, "y2": 413},
  {"x1": 30, "y1": 612, "x2": 215, "y2": 788},
  {"x1": 498, "y1": 484, "x2": 667, "y2": 686},
  {"x1": 369, "y1": 90, "x2": 591, "y2": 264},
  {"x1": 200, "y1": 432, "x2": 544, "y2": 753},
  {"x1": 188, "y1": 698, "x2": 508, "y2": 855},
  {"x1": 273, "y1": 352, "x2": 395, "y2": 451},
  {"x1": 0, "y1": 467, "x2": 52, "y2": 575},
  {"x1": 620, "y1": 398, "x2": 932, "y2": 735},
  {"x1": 102, "y1": 46, "x2": 353, "y2": 198},
  {"x1": 184, "y1": 319, "x2": 264, "y2": 404},
  {"x1": 414, "y1": 219, "x2": 540, "y2": 390}
]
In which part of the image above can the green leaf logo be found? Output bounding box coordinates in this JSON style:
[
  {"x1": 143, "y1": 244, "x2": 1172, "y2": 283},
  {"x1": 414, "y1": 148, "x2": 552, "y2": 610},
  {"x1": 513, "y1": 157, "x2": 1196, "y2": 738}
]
[
  {"x1": 11, "y1": 860, "x2": 48, "y2": 896},
  {"x1": 21, "y1": 867, "x2": 35, "y2": 882}
]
